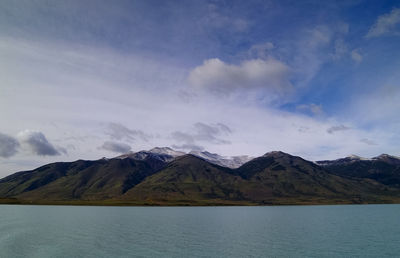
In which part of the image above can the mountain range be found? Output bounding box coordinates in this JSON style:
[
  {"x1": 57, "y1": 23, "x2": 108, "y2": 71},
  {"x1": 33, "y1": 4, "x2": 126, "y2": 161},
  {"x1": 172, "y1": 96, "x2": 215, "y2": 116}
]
[
  {"x1": 1, "y1": 147, "x2": 400, "y2": 205},
  {"x1": 115, "y1": 147, "x2": 254, "y2": 168}
]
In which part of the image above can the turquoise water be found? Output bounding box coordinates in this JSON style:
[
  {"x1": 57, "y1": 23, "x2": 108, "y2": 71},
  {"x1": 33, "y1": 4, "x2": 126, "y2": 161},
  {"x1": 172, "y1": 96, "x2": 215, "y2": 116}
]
[{"x1": 0, "y1": 205, "x2": 399, "y2": 257}]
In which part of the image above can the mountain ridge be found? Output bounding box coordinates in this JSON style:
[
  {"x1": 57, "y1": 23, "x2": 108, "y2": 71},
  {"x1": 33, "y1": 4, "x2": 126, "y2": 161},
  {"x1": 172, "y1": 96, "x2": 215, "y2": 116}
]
[
  {"x1": 115, "y1": 147, "x2": 254, "y2": 168},
  {"x1": 1, "y1": 148, "x2": 400, "y2": 205}
]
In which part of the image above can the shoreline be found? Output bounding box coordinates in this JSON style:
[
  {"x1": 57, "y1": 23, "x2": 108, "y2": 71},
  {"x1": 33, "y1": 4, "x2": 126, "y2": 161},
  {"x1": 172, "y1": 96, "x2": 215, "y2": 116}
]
[{"x1": 2, "y1": 198, "x2": 400, "y2": 207}]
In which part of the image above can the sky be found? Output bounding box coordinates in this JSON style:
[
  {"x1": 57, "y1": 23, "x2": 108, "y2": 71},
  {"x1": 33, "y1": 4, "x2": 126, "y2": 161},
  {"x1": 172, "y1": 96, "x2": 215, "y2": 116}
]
[{"x1": 1, "y1": 0, "x2": 400, "y2": 177}]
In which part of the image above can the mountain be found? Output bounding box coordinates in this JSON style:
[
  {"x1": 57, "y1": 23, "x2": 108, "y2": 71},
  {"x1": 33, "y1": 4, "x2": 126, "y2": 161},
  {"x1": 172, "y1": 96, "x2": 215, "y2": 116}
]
[
  {"x1": 120, "y1": 155, "x2": 246, "y2": 205},
  {"x1": 317, "y1": 154, "x2": 400, "y2": 187},
  {"x1": 232, "y1": 151, "x2": 396, "y2": 204},
  {"x1": 116, "y1": 147, "x2": 185, "y2": 162},
  {"x1": 316, "y1": 155, "x2": 370, "y2": 166},
  {"x1": 116, "y1": 147, "x2": 253, "y2": 168},
  {"x1": 0, "y1": 156, "x2": 165, "y2": 201},
  {"x1": 189, "y1": 150, "x2": 253, "y2": 168},
  {"x1": 373, "y1": 154, "x2": 400, "y2": 166},
  {"x1": 1, "y1": 150, "x2": 400, "y2": 205}
]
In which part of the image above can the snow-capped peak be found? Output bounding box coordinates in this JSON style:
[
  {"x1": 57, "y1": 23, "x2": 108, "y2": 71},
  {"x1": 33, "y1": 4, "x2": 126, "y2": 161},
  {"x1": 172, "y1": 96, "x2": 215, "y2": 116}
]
[
  {"x1": 189, "y1": 150, "x2": 253, "y2": 168},
  {"x1": 372, "y1": 154, "x2": 400, "y2": 165},
  {"x1": 115, "y1": 147, "x2": 185, "y2": 162},
  {"x1": 189, "y1": 150, "x2": 222, "y2": 160},
  {"x1": 373, "y1": 154, "x2": 400, "y2": 160},
  {"x1": 116, "y1": 147, "x2": 253, "y2": 168},
  {"x1": 346, "y1": 154, "x2": 369, "y2": 160},
  {"x1": 316, "y1": 155, "x2": 368, "y2": 166},
  {"x1": 149, "y1": 147, "x2": 185, "y2": 157},
  {"x1": 316, "y1": 153, "x2": 400, "y2": 166}
]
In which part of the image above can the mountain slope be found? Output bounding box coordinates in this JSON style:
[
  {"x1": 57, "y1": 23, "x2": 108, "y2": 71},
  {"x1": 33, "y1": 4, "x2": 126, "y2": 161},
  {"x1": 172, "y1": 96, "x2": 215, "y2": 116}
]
[
  {"x1": 318, "y1": 154, "x2": 400, "y2": 187},
  {"x1": 233, "y1": 151, "x2": 395, "y2": 204},
  {"x1": 1, "y1": 151, "x2": 400, "y2": 205},
  {"x1": 121, "y1": 152, "x2": 399, "y2": 205},
  {"x1": 121, "y1": 155, "x2": 246, "y2": 204},
  {"x1": 189, "y1": 151, "x2": 254, "y2": 168},
  {"x1": 116, "y1": 147, "x2": 185, "y2": 163},
  {"x1": 0, "y1": 157, "x2": 165, "y2": 201},
  {"x1": 117, "y1": 147, "x2": 253, "y2": 168}
]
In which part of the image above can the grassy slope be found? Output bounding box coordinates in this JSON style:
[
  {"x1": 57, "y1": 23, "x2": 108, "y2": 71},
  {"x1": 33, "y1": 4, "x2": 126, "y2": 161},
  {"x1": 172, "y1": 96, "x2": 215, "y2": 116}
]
[
  {"x1": 323, "y1": 160, "x2": 400, "y2": 187},
  {"x1": 0, "y1": 158, "x2": 163, "y2": 201},
  {"x1": 120, "y1": 154, "x2": 400, "y2": 205},
  {"x1": 121, "y1": 155, "x2": 246, "y2": 203},
  {"x1": 235, "y1": 153, "x2": 398, "y2": 204},
  {"x1": 1, "y1": 153, "x2": 400, "y2": 206}
]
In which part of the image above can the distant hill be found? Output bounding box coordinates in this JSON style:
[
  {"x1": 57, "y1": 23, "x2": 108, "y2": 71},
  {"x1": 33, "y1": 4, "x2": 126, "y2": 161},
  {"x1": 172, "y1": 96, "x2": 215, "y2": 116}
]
[
  {"x1": 317, "y1": 154, "x2": 400, "y2": 187},
  {"x1": 1, "y1": 149, "x2": 400, "y2": 205}
]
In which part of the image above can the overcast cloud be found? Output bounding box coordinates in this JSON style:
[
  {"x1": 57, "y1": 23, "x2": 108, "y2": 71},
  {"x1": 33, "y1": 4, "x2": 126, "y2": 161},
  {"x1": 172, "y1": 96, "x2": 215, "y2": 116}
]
[
  {"x1": 297, "y1": 103, "x2": 323, "y2": 116},
  {"x1": 99, "y1": 141, "x2": 131, "y2": 153},
  {"x1": 105, "y1": 123, "x2": 150, "y2": 142},
  {"x1": 0, "y1": 132, "x2": 19, "y2": 158},
  {"x1": 0, "y1": 1, "x2": 399, "y2": 177},
  {"x1": 171, "y1": 122, "x2": 232, "y2": 151},
  {"x1": 327, "y1": 125, "x2": 351, "y2": 134}
]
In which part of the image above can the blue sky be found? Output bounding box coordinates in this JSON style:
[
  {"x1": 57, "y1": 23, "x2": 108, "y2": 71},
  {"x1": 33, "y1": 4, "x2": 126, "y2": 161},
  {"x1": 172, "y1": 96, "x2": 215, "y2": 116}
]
[{"x1": 0, "y1": 0, "x2": 400, "y2": 176}]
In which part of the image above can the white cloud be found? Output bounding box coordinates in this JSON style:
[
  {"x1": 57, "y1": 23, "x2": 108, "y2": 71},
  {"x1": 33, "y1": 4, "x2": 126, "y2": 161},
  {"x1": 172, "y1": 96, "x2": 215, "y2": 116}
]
[
  {"x1": 344, "y1": 84, "x2": 400, "y2": 155},
  {"x1": 188, "y1": 58, "x2": 292, "y2": 98},
  {"x1": 366, "y1": 8, "x2": 400, "y2": 38},
  {"x1": 351, "y1": 84, "x2": 400, "y2": 125},
  {"x1": 351, "y1": 49, "x2": 363, "y2": 63}
]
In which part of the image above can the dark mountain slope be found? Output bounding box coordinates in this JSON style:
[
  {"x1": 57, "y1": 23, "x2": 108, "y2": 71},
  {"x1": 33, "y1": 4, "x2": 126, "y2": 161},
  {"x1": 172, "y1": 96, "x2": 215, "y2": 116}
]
[
  {"x1": 121, "y1": 155, "x2": 246, "y2": 204},
  {"x1": 120, "y1": 152, "x2": 398, "y2": 205},
  {"x1": 233, "y1": 151, "x2": 395, "y2": 204},
  {"x1": 1, "y1": 151, "x2": 400, "y2": 205},
  {"x1": 0, "y1": 157, "x2": 165, "y2": 201},
  {"x1": 318, "y1": 154, "x2": 400, "y2": 187},
  {"x1": 0, "y1": 160, "x2": 92, "y2": 197}
]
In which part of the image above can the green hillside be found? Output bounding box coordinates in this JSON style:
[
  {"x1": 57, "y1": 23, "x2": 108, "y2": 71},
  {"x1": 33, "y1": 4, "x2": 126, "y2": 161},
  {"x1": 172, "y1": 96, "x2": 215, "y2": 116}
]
[{"x1": 1, "y1": 152, "x2": 400, "y2": 205}]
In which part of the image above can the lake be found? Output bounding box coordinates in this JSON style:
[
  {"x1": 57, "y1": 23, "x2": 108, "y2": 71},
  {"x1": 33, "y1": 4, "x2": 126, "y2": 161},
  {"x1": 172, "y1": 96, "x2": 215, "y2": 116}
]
[{"x1": 0, "y1": 204, "x2": 399, "y2": 257}]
